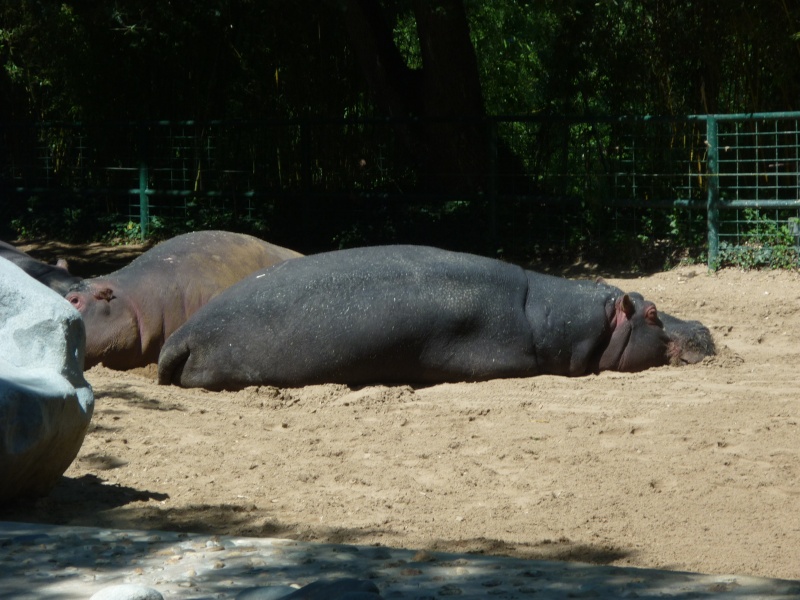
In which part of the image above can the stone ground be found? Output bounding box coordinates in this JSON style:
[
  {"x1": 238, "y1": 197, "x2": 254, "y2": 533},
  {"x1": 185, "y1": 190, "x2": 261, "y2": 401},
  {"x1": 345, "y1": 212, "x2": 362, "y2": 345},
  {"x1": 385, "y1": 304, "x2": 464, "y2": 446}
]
[{"x1": 2, "y1": 521, "x2": 800, "y2": 599}]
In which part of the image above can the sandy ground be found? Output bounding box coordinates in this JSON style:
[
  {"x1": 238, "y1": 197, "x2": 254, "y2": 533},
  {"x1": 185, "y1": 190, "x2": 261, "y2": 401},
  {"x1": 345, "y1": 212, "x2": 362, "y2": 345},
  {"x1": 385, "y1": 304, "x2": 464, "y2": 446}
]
[{"x1": 2, "y1": 245, "x2": 799, "y2": 582}]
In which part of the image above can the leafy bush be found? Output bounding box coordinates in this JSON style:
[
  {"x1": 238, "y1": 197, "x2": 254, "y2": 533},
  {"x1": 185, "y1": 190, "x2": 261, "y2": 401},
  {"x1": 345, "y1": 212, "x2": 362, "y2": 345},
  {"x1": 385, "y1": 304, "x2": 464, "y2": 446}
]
[{"x1": 715, "y1": 212, "x2": 800, "y2": 270}]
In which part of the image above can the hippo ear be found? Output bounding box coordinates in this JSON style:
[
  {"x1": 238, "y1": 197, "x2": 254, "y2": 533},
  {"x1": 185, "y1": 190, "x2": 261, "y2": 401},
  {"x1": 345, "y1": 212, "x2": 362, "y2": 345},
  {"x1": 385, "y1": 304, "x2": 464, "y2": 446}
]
[
  {"x1": 55, "y1": 258, "x2": 70, "y2": 271},
  {"x1": 93, "y1": 287, "x2": 114, "y2": 302},
  {"x1": 618, "y1": 294, "x2": 635, "y2": 319}
]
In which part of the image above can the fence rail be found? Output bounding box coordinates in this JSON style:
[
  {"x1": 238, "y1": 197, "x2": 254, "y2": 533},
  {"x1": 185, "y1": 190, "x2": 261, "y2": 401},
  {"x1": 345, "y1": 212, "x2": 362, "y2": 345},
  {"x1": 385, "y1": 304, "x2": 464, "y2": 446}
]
[{"x1": 2, "y1": 113, "x2": 799, "y2": 267}]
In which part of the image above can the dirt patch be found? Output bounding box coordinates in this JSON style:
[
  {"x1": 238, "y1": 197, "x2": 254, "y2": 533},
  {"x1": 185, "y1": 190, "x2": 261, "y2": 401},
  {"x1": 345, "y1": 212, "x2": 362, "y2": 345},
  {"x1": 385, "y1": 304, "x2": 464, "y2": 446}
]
[
  {"x1": 2, "y1": 258, "x2": 799, "y2": 581},
  {"x1": 15, "y1": 238, "x2": 153, "y2": 278}
]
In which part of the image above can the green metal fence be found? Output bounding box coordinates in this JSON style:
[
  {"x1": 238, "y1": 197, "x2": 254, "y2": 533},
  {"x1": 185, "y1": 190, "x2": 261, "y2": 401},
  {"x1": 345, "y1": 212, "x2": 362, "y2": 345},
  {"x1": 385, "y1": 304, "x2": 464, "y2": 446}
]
[
  {"x1": 487, "y1": 112, "x2": 799, "y2": 267},
  {"x1": 708, "y1": 113, "x2": 800, "y2": 266},
  {"x1": 2, "y1": 113, "x2": 799, "y2": 266}
]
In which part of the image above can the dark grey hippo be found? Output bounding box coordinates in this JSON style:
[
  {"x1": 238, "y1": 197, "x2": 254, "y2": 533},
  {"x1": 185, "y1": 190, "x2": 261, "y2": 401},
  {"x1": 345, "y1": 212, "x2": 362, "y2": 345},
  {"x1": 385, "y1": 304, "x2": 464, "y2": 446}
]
[
  {"x1": 157, "y1": 245, "x2": 714, "y2": 390},
  {"x1": 0, "y1": 240, "x2": 82, "y2": 295},
  {"x1": 66, "y1": 230, "x2": 302, "y2": 370}
]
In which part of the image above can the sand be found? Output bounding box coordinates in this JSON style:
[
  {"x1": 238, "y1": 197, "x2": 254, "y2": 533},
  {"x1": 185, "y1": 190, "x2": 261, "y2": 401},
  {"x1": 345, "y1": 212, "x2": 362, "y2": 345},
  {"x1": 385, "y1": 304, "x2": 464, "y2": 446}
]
[{"x1": 2, "y1": 252, "x2": 799, "y2": 582}]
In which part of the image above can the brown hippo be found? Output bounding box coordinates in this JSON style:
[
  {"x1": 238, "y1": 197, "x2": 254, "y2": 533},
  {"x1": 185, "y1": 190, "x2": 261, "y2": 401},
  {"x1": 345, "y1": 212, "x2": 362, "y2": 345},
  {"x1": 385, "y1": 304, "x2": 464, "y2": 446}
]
[
  {"x1": 0, "y1": 240, "x2": 82, "y2": 295},
  {"x1": 66, "y1": 230, "x2": 301, "y2": 370}
]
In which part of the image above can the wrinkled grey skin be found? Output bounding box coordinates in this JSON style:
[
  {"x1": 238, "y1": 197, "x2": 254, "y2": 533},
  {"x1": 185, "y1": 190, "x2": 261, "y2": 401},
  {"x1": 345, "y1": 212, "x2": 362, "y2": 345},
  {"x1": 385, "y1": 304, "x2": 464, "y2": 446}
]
[
  {"x1": 66, "y1": 230, "x2": 302, "y2": 370},
  {"x1": 0, "y1": 240, "x2": 82, "y2": 295},
  {"x1": 158, "y1": 245, "x2": 715, "y2": 391},
  {"x1": 659, "y1": 311, "x2": 716, "y2": 365}
]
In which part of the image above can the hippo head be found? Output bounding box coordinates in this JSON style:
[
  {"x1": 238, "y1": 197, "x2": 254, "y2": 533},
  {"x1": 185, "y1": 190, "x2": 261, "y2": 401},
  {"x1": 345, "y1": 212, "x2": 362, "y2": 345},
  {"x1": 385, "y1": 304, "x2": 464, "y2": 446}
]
[
  {"x1": 596, "y1": 293, "x2": 668, "y2": 372},
  {"x1": 592, "y1": 275, "x2": 716, "y2": 373},
  {"x1": 597, "y1": 292, "x2": 713, "y2": 373},
  {"x1": 66, "y1": 282, "x2": 139, "y2": 370}
]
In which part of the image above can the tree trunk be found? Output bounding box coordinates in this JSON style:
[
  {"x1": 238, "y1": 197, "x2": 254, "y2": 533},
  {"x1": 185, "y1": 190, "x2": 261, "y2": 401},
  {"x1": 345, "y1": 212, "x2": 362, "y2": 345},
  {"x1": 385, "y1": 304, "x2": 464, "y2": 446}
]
[{"x1": 345, "y1": 0, "x2": 488, "y2": 193}]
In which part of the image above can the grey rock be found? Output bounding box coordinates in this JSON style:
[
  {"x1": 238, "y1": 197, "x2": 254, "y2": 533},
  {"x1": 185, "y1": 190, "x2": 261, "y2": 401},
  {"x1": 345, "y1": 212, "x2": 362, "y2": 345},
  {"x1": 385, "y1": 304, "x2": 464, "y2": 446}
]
[
  {"x1": 0, "y1": 259, "x2": 94, "y2": 503},
  {"x1": 280, "y1": 578, "x2": 382, "y2": 599},
  {"x1": 235, "y1": 585, "x2": 297, "y2": 600},
  {"x1": 89, "y1": 584, "x2": 164, "y2": 600}
]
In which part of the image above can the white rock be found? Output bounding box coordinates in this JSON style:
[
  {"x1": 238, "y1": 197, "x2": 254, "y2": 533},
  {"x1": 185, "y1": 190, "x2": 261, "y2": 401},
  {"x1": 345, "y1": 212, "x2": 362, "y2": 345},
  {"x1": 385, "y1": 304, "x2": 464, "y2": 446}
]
[
  {"x1": 0, "y1": 258, "x2": 94, "y2": 503},
  {"x1": 89, "y1": 584, "x2": 164, "y2": 600}
]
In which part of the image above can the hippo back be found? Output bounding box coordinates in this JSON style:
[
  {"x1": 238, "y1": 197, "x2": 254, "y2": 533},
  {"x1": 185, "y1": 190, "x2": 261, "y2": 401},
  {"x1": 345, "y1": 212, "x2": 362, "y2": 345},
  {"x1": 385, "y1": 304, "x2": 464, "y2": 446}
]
[
  {"x1": 158, "y1": 244, "x2": 538, "y2": 389},
  {"x1": 0, "y1": 240, "x2": 82, "y2": 295},
  {"x1": 70, "y1": 230, "x2": 302, "y2": 370},
  {"x1": 107, "y1": 231, "x2": 301, "y2": 320}
]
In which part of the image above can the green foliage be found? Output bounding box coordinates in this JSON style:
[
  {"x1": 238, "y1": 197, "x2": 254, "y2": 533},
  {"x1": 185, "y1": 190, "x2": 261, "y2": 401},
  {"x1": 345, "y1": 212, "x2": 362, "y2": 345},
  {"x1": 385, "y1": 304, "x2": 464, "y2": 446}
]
[
  {"x1": 465, "y1": 3, "x2": 557, "y2": 114},
  {"x1": 465, "y1": 0, "x2": 800, "y2": 116},
  {"x1": 9, "y1": 196, "x2": 92, "y2": 243},
  {"x1": 3, "y1": 1, "x2": 800, "y2": 267},
  {"x1": 6, "y1": 1, "x2": 797, "y2": 124},
  {"x1": 715, "y1": 211, "x2": 800, "y2": 270},
  {"x1": 0, "y1": 1, "x2": 365, "y2": 121},
  {"x1": 103, "y1": 220, "x2": 143, "y2": 245}
]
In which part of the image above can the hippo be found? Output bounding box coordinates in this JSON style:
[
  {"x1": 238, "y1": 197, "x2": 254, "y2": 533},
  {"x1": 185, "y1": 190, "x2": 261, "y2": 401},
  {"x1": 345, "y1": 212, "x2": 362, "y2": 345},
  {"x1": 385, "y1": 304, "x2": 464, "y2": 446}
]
[
  {"x1": 66, "y1": 230, "x2": 302, "y2": 370},
  {"x1": 157, "y1": 245, "x2": 714, "y2": 390},
  {"x1": 0, "y1": 240, "x2": 82, "y2": 295}
]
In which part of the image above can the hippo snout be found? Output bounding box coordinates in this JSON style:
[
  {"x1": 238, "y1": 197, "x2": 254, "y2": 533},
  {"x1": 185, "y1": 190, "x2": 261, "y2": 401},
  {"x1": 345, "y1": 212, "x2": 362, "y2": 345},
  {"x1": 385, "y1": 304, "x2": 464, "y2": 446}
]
[{"x1": 661, "y1": 314, "x2": 716, "y2": 365}]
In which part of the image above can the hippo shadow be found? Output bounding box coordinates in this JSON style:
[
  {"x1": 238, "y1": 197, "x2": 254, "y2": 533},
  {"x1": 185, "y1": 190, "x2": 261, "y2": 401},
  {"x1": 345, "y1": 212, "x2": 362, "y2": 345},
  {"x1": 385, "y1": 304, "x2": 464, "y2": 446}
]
[
  {"x1": 113, "y1": 506, "x2": 393, "y2": 543},
  {"x1": 425, "y1": 536, "x2": 631, "y2": 565},
  {"x1": 0, "y1": 473, "x2": 169, "y2": 525},
  {"x1": 0, "y1": 485, "x2": 394, "y2": 549},
  {"x1": 94, "y1": 382, "x2": 186, "y2": 412}
]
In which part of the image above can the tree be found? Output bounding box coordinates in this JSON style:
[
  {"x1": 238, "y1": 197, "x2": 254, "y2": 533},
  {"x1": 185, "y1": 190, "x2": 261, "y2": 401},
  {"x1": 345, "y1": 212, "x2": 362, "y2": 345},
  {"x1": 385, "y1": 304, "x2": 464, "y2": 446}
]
[
  {"x1": 344, "y1": 0, "x2": 488, "y2": 193},
  {"x1": 0, "y1": 1, "x2": 365, "y2": 122}
]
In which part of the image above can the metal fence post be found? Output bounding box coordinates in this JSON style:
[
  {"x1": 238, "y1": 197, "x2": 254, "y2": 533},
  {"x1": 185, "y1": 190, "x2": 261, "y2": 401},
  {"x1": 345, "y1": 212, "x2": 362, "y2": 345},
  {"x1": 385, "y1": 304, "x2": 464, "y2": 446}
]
[
  {"x1": 138, "y1": 122, "x2": 150, "y2": 239},
  {"x1": 705, "y1": 115, "x2": 719, "y2": 269}
]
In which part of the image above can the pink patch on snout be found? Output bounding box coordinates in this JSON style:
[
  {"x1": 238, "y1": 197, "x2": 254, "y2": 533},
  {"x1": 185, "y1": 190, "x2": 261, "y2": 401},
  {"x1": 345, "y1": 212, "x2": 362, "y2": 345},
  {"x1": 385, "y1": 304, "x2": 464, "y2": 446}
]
[{"x1": 667, "y1": 340, "x2": 686, "y2": 366}]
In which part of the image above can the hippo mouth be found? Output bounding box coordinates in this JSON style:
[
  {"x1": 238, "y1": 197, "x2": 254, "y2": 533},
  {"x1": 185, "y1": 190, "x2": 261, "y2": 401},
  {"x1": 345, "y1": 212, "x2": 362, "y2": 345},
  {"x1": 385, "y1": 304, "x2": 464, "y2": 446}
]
[
  {"x1": 667, "y1": 333, "x2": 716, "y2": 366},
  {"x1": 663, "y1": 319, "x2": 716, "y2": 366}
]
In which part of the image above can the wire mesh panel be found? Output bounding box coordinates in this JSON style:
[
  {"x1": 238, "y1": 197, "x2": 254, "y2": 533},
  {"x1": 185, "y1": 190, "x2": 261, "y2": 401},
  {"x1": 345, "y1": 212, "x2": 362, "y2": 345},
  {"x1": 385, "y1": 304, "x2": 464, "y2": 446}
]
[
  {"x1": 1, "y1": 113, "x2": 799, "y2": 265},
  {"x1": 486, "y1": 116, "x2": 711, "y2": 258},
  {"x1": 715, "y1": 116, "x2": 800, "y2": 250},
  {"x1": 717, "y1": 118, "x2": 800, "y2": 203}
]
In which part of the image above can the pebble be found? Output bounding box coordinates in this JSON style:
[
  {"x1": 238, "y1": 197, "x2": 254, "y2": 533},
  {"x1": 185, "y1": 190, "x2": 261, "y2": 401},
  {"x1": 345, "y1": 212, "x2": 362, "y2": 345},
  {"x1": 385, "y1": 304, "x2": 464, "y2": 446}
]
[
  {"x1": 89, "y1": 584, "x2": 163, "y2": 600},
  {"x1": 1, "y1": 521, "x2": 799, "y2": 600}
]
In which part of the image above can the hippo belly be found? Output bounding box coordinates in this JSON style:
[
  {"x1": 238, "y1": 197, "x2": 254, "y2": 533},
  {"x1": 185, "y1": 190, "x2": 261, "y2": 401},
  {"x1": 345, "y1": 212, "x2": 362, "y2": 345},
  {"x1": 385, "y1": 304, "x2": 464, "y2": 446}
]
[{"x1": 158, "y1": 246, "x2": 539, "y2": 389}]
